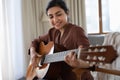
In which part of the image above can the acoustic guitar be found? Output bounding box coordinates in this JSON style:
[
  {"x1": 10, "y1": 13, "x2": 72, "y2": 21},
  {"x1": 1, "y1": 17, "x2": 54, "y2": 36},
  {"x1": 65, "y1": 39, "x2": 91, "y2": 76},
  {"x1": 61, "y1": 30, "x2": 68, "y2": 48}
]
[{"x1": 26, "y1": 41, "x2": 119, "y2": 80}]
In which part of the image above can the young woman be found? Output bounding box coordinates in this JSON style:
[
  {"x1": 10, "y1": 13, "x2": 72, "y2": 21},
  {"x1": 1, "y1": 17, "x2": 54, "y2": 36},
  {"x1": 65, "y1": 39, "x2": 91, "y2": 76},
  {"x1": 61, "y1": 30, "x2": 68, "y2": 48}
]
[{"x1": 27, "y1": 0, "x2": 94, "y2": 80}]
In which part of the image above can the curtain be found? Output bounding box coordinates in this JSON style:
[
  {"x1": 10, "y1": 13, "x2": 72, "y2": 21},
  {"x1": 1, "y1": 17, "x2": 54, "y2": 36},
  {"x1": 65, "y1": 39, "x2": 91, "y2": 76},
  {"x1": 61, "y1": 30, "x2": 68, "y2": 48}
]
[
  {"x1": 22, "y1": 0, "x2": 48, "y2": 76},
  {"x1": 65, "y1": 0, "x2": 87, "y2": 32},
  {"x1": 0, "y1": 3, "x2": 3, "y2": 80},
  {"x1": 0, "y1": 0, "x2": 3, "y2": 79},
  {"x1": 0, "y1": 0, "x2": 26, "y2": 79},
  {"x1": 0, "y1": 0, "x2": 44, "y2": 79},
  {"x1": 22, "y1": 0, "x2": 49, "y2": 79}
]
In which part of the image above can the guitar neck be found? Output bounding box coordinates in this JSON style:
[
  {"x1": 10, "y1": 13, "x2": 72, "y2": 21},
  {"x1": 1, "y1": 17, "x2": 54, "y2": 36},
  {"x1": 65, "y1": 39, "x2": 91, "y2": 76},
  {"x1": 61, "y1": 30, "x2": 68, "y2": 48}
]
[{"x1": 43, "y1": 49, "x2": 78, "y2": 64}]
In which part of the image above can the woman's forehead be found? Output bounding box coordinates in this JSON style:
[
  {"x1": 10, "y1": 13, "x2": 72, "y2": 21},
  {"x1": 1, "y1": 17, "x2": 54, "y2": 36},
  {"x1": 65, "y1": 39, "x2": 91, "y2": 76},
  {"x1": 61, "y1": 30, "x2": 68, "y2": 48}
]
[{"x1": 47, "y1": 6, "x2": 64, "y2": 15}]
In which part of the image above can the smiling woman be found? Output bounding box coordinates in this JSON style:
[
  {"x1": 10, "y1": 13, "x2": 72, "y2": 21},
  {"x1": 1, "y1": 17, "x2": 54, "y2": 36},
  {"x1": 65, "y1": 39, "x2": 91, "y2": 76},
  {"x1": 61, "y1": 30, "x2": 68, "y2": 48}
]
[{"x1": 26, "y1": 0, "x2": 94, "y2": 80}]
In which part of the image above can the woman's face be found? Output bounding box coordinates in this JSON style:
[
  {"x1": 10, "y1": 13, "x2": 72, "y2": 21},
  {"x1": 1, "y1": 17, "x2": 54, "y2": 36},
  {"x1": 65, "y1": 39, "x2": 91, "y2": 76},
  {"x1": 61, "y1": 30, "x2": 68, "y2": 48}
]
[{"x1": 47, "y1": 6, "x2": 68, "y2": 30}]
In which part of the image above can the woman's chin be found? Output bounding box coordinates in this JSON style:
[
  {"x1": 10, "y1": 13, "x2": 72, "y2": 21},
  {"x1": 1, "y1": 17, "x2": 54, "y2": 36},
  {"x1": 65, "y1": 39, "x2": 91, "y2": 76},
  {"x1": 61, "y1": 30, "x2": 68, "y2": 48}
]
[{"x1": 55, "y1": 26, "x2": 61, "y2": 30}]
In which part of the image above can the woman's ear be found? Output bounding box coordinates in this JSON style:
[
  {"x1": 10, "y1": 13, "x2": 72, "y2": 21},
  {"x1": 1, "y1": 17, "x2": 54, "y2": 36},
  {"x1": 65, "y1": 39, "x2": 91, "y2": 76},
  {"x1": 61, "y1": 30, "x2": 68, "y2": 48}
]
[
  {"x1": 66, "y1": 11, "x2": 69, "y2": 15},
  {"x1": 66, "y1": 11, "x2": 71, "y2": 22}
]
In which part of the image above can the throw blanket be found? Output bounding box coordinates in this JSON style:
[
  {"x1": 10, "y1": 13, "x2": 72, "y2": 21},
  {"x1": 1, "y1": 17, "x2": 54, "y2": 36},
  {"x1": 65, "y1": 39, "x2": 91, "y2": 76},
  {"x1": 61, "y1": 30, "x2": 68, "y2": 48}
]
[{"x1": 95, "y1": 32, "x2": 120, "y2": 80}]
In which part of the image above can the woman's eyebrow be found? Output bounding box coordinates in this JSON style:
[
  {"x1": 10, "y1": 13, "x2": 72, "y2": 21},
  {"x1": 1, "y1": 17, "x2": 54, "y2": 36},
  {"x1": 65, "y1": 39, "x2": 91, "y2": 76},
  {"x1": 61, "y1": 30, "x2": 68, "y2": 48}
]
[
  {"x1": 48, "y1": 11, "x2": 62, "y2": 16},
  {"x1": 55, "y1": 11, "x2": 62, "y2": 14}
]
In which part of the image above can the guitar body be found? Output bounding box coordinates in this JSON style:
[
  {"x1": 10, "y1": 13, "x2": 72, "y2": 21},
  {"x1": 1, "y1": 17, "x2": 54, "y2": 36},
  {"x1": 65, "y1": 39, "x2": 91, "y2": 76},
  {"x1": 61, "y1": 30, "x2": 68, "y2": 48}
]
[
  {"x1": 26, "y1": 41, "x2": 118, "y2": 80},
  {"x1": 26, "y1": 41, "x2": 55, "y2": 80},
  {"x1": 37, "y1": 42, "x2": 78, "y2": 79},
  {"x1": 26, "y1": 41, "x2": 73, "y2": 80}
]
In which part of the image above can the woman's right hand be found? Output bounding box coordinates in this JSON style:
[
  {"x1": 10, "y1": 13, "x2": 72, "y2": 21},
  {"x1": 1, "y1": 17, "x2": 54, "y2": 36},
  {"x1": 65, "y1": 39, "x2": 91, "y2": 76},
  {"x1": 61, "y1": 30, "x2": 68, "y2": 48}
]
[
  {"x1": 26, "y1": 47, "x2": 42, "y2": 80},
  {"x1": 30, "y1": 47, "x2": 42, "y2": 68}
]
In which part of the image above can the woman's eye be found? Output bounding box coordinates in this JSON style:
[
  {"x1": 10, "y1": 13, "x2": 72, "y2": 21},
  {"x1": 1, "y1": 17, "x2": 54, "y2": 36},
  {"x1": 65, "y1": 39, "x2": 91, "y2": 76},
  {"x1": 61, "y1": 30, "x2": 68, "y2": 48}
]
[
  {"x1": 48, "y1": 13, "x2": 62, "y2": 19},
  {"x1": 57, "y1": 14, "x2": 62, "y2": 16},
  {"x1": 49, "y1": 16, "x2": 53, "y2": 19}
]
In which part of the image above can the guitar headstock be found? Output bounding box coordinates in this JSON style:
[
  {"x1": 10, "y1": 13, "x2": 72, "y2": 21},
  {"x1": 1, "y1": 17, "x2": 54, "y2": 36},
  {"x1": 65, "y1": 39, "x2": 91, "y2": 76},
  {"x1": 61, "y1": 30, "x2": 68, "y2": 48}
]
[{"x1": 80, "y1": 45, "x2": 118, "y2": 66}]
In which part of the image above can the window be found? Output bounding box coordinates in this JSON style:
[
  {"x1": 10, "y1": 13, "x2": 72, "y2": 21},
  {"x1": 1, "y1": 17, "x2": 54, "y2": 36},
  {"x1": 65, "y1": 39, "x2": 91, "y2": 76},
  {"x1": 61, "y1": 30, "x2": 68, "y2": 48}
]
[
  {"x1": 85, "y1": 0, "x2": 99, "y2": 33},
  {"x1": 85, "y1": 0, "x2": 120, "y2": 34}
]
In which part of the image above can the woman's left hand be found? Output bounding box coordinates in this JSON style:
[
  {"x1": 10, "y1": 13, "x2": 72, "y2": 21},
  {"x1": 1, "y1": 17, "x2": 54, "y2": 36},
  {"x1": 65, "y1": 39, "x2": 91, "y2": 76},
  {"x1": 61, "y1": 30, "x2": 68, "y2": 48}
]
[
  {"x1": 64, "y1": 52, "x2": 90, "y2": 68},
  {"x1": 64, "y1": 52, "x2": 80, "y2": 68}
]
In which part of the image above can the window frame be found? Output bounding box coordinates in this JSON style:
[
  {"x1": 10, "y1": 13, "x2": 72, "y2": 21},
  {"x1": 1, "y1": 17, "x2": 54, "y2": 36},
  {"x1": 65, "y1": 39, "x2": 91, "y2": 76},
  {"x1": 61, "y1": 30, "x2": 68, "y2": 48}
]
[{"x1": 87, "y1": 0, "x2": 108, "y2": 35}]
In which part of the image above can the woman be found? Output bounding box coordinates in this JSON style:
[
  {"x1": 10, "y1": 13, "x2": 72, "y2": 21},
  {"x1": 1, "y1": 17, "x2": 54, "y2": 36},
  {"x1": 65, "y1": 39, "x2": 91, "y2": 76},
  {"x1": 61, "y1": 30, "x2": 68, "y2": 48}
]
[{"x1": 27, "y1": 0, "x2": 94, "y2": 80}]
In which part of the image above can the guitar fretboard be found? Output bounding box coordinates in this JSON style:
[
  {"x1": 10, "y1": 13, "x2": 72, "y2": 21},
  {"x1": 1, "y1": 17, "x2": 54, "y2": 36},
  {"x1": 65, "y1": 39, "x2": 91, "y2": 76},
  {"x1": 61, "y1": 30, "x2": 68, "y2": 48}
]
[{"x1": 43, "y1": 49, "x2": 78, "y2": 63}]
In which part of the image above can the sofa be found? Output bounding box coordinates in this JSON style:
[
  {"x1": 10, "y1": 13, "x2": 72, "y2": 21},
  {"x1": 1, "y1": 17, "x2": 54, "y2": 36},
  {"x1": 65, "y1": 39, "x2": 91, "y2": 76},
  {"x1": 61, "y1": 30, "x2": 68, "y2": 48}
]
[
  {"x1": 88, "y1": 34, "x2": 105, "y2": 46},
  {"x1": 88, "y1": 33, "x2": 120, "y2": 80}
]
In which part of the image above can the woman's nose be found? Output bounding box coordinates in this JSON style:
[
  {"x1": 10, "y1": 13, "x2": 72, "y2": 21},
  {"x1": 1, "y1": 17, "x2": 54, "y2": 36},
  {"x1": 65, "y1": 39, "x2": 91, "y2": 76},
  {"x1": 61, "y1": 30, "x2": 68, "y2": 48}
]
[{"x1": 53, "y1": 16, "x2": 59, "y2": 22}]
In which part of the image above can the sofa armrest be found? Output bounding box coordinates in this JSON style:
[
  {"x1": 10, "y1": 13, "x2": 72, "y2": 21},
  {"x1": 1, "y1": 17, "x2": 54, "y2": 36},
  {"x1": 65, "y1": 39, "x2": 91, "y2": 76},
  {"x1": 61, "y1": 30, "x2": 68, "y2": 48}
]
[{"x1": 88, "y1": 35, "x2": 105, "y2": 46}]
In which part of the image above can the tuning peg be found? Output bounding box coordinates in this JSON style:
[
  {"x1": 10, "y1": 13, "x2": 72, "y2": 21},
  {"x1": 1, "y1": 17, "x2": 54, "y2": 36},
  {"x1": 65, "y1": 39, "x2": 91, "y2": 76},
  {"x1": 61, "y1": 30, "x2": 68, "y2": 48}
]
[
  {"x1": 92, "y1": 62, "x2": 96, "y2": 65},
  {"x1": 100, "y1": 48, "x2": 107, "y2": 52},
  {"x1": 98, "y1": 56, "x2": 103, "y2": 61},
  {"x1": 102, "y1": 57, "x2": 106, "y2": 61},
  {"x1": 93, "y1": 56, "x2": 97, "y2": 60},
  {"x1": 98, "y1": 56, "x2": 106, "y2": 61},
  {"x1": 89, "y1": 45, "x2": 93, "y2": 47},
  {"x1": 88, "y1": 49, "x2": 92, "y2": 52},
  {"x1": 98, "y1": 62, "x2": 104, "y2": 66},
  {"x1": 94, "y1": 48, "x2": 99, "y2": 52},
  {"x1": 86, "y1": 55, "x2": 91, "y2": 60}
]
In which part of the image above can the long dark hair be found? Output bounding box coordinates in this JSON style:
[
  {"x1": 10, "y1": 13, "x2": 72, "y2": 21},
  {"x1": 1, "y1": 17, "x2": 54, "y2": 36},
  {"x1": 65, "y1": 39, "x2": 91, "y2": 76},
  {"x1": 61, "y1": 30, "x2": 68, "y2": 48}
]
[{"x1": 46, "y1": 0, "x2": 69, "y2": 15}]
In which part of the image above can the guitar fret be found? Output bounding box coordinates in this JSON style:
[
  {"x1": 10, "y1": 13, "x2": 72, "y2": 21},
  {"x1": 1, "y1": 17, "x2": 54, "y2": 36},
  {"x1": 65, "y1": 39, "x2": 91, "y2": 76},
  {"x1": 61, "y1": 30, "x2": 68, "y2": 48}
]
[{"x1": 43, "y1": 49, "x2": 78, "y2": 63}]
